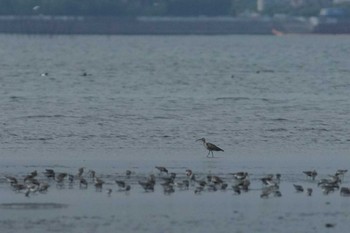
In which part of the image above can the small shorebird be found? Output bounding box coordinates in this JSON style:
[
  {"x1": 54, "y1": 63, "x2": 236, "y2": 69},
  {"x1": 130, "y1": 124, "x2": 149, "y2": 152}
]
[
  {"x1": 207, "y1": 175, "x2": 224, "y2": 185},
  {"x1": 174, "y1": 180, "x2": 190, "y2": 190},
  {"x1": 116, "y1": 180, "x2": 131, "y2": 191},
  {"x1": 138, "y1": 180, "x2": 155, "y2": 192},
  {"x1": 24, "y1": 170, "x2": 38, "y2": 182},
  {"x1": 138, "y1": 174, "x2": 156, "y2": 192},
  {"x1": 336, "y1": 169, "x2": 348, "y2": 177},
  {"x1": 194, "y1": 186, "x2": 204, "y2": 194},
  {"x1": 68, "y1": 174, "x2": 74, "y2": 183},
  {"x1": 125, "y1": 170, "x2": 132, "y2": 178},
  {"x1": 155, "y1": 166, "x2": 168, "y2": 174},
  {"x1": 94, "y1": 177, "x2": 105, "y2": 191},
  {"x1": 5, "y1": 176, "x2": 18, "y2": 185},
  {"x1": 293, "y1": 184, "x2": 304, "y2": 192},
  {"x1": 77, "y1": 167, "x2": 85, "y2": 177},
  {"x1": 307, "y1": 188, "x2": 313, "y2": 196},
  {"x1": 235, "y1": 179, "x2": 251, "y2": 191},
  {"x1": 260, "y1": 175, "x2": 279, "y2": 187},
  {"x1": 116, "y1": 180, "x2": 126, "y2": 188},
  {"x1": 55, "y1": 173, "x2": 67, "y2": 183},
  {"x1": 303, "y1": 170, "x2": 317, "y2": 180},
  {"x1": 340, "y1": 187, "x2": 350, "y2": 196},
  {"x1": 106, "y1": 188, "x2": 112, "y2": 196},
  {"x1": 79, "y1": 177, "x2": 88, "y2": 188},
  {"x1": 232, "y1": 185, "x2": 241, "y2": 195},
  {"x1": 38, "y1": 182, "x2": 50, "y2": 192},
  {"x1": 186, "y1": 169, "x2": 196, "y2": 181},
  {"x1": 88, "y1": 170, "x2": 96, "y2": 179},
  {"x1": 230, "y1": 172, "x2": 249, "y2": 180},
  {"x1": 196, "y1": 138, "x2": 224, "y2": 157},
  {"x1": 43, "y1": 169, "x2": 55, "y2": 178}
]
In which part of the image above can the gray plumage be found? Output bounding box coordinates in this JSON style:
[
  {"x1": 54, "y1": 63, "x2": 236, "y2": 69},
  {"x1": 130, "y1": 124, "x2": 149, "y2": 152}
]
[{"x1": 196, "y1": 138, "x2": 224, "y2": 157}]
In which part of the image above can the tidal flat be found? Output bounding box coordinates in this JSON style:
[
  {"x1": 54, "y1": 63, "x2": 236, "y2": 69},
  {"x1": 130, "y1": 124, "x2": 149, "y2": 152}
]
[{"x1": 1, "y1": 150, "x2": 350, "y2": 233}]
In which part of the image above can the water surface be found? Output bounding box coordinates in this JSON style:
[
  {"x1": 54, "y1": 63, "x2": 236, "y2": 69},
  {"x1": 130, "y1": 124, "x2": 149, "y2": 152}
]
[{"x1": 1, "y1": 34, "x2": 350, "y2": 233}]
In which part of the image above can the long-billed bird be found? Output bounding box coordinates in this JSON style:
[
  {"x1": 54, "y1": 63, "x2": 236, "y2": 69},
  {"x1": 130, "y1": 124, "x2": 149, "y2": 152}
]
[{"x1": 196, "y1": 138, "x2": 224, "y2": 157}]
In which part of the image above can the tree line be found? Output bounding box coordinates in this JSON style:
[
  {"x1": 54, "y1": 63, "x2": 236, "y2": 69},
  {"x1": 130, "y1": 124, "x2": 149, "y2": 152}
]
[
  {"x1": 0, "y1": 0, "x2": 348, "y2": 17},
  {"x1": 0, "y1": 0, "x2": 235, "y2": 16}
]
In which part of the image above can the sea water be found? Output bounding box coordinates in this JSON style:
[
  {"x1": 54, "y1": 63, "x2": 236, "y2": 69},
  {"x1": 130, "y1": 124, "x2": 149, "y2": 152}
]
[{"x1": 0, "y1": 34, "x2": 350, "y2": 233}]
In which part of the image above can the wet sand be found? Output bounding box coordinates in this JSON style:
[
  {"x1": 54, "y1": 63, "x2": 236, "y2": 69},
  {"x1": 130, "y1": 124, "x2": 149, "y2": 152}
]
[{"x1": 1, "y1": 149, "x2": 350, "y2": 233}]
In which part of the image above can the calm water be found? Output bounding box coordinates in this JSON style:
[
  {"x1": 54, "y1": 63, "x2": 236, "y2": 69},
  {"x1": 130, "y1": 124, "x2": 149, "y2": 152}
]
[
  {"x1": 1, "y1": 34, "x2": 350, "y2": 233},
  {"x1": 1, "y1": 34, "x2": 350, "y2": 153}
]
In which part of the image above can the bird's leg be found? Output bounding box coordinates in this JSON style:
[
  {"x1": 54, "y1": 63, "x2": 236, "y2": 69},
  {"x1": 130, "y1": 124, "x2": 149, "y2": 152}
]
[
  {"x1": 211, "y1": 151, "x2": 214, "y2": 157},
  {"x1": 207, "y1": 151, "x2": 210, "y2": 157}
]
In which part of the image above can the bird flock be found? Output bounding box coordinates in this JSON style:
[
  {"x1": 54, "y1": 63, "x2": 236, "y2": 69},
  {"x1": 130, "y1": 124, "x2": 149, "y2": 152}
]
[{"x1": 2, "y1": 166, "x2": 350, "y2": 198}]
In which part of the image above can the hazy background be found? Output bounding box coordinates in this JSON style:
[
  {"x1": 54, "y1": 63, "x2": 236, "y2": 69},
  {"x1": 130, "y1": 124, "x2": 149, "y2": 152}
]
[{"x1": 0, "y1": 0, "x2": 349, "y2": 17}]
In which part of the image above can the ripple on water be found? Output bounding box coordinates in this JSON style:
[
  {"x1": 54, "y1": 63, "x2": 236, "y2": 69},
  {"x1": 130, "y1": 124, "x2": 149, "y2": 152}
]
[{"x1": 0, "y1": 203, "x2": 68, "y2": 210}]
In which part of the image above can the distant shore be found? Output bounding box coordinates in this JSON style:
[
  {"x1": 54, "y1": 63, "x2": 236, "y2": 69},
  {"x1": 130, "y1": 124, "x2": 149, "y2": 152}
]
[
  {"x1": 0, "y1": 16, "x2": 272, "y2": 35},
  {"x1": 0, "y1": 15, "x2": 349, "y2": 35}
]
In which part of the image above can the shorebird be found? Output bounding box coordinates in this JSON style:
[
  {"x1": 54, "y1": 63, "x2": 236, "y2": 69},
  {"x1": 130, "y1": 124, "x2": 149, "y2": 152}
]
[
  {"x1": 107, "y1": 188, "x2": 112, "y2": 196},
  {"x1": 88, "y1": 170, "x2": 96, "y2": 179},
  {"x1": 274, "y1": 190, "x2": 282, "y2": 197},
  {"x1": 260, "y1": 175, "x2": 275, "y2": 186},
  {"x1": 196, "y1": 138, "x2": 224, "y2": 157},
  {"x1": 293, "y1": 184, "x2": 304, "y2": 192},
  {"x1": 162, "y1": 183, "x2": 175, "y2": 195},
  {"x1": 186, "y1": 169, "x2": 196, "y2": 181},
  {"x1": 155, "y1": 166, "x2": 168, "y2": 174},
  {"x1": 43, "y1": 169, "x2": 55, "y2": 178},
  {"x1": 123, "y1": 185, "x2": 131, "y2": 192},
  {"x1": 207, "y1": 175, "x2": 224, "y2": 184},
  {"x1": 336, "y1": 169, "x2": 348, "y2": 177},
  {"x1": 260, "y1": 187, "x2": 273, "y2": 198},
  {"x1": 230, "y1": 172, "x2": 248, "y2": 180},
  {"x1": 12, "y1": 183, "x2": 27, "y2": 192},
  {"x1": 125, "y1": 170, "x2": 132, "y2": 178},
  {"x1": 77, "y1": 167, "x2": 85, "y2": 177},
  {"x1": 232, "y1": 185, "x2": 241, "y2": 195},
  {"x1": 116, "y1": 180, "x2": 126, "y2": 187},
  {"x1": 303, "y1": 170, "x2": 317, "y2": 180},
  {"x1": 55, "y1": 173, "x2": 67, "y2": 183},
  {"x1": 138, "y1": 180, "x2": 155, "y2": 192},
  {"x1": 194, "y1": 186, "x2": 204, "y2": 194},
  {"x1": 220, "y1": 183, "x2": 228, "y2": 190},
  {"x1": 174, "y1": 180, "x2": 189, "y2": 190},
  {"x1": 24, "y1": 170, "x2": 38, "y2": 182},
  {"x1": 4, "y1": 176, "x2": 18, "y2": 185},
  {"x1": 68, "y1": 174, "x2": 74, "y2": 183},
  {"x1": 94, "y1": 177, "x2": 105, "y2": 191},
  {"x1": 38, "y1": 183, "x2": 50, "y2": 193},
  {"x1": 307, "y1": 188, "x2": 313, "y2": 196},
  {"x1": 322, "y1": 184, "x2": 338, "y2": 195},
  {"x1": 116, "y1": 180, "x2": 130, "y2": 191},
  {"x1": 138, "y1": 174, "x2": 156, "y2": 192},
  {"x1": 340, "y1": 187, "x2": 350, "y2": 196},
  {"x1": 235, "y1": 179, "x2": 251, "y2": 191},
  {"x1": 79, "y1": 177, "x2": 88, "y2": 188}
]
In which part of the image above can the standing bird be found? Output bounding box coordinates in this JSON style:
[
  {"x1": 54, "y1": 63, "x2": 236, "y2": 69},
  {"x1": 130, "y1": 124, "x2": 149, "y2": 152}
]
[
  {"x1": 196, "y1": 138, "x2": 224, "y2": 157},
  {"x1": 303, "y1": 170, "x2": 317, "y2": 180},
  {"x1": 293, "y1": 184, "x2": 304, "y2": 192},
  {"x1": 155, "y1": 166, "x2": 168, "y2": 174}
]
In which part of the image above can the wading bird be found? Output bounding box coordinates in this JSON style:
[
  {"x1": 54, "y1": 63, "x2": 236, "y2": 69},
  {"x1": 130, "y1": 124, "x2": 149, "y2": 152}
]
[{"x1": 196, "y1": 138, "x2": 224, "y2": 157}]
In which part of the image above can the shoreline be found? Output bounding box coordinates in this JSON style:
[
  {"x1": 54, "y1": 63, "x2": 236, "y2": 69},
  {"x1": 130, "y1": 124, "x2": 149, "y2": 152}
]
[{"x1": 1, "y1": 15, "x2": 347, "y2": 35}]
